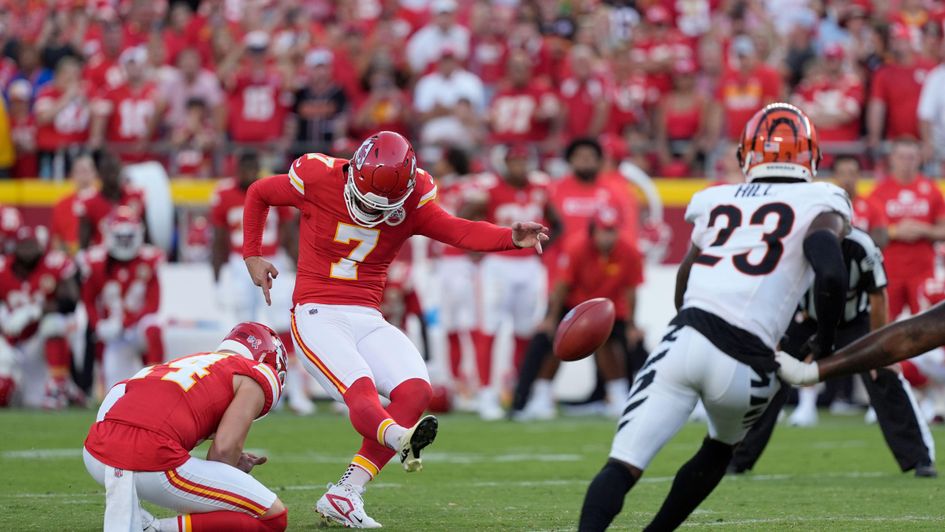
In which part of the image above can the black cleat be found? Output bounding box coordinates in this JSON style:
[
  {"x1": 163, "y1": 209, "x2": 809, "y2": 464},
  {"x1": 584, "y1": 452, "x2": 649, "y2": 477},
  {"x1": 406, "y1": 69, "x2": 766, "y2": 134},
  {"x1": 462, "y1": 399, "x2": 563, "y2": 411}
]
[{"x1": 399, "y1": 415, "x2": 438, "y2": 472}]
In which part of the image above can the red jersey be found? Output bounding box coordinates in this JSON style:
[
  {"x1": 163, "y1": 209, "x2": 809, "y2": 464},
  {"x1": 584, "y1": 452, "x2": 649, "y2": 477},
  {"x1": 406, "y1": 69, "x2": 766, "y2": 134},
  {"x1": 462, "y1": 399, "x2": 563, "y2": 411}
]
[
  {"x1": 84, "y1": 352, "x2": 282, "y2": 471},
  {"x1": 242, "y1": 153, "x2": 519, "y2": 310},
  {"x1": 489, "y1": 81, "x2": 558, "y2": 144},
  {"x1": 560, "y1": 236, "x2": 644, "y2": 319},
  {"x1": 80, "y1": 245, "x2": 163, "y2": 329},
  {"x1": 93, "y1": 82, "x2": 161, "y2": 145},
  {"x1": 869, "y1": 177, "x2": 945, "y2": 278},
  {"x1": 9, "y1": 113, "x2": 37, "y2": 178},
  {"x1": 381, "y1": 260, "x2": 424, "y2": 331},
  {"x1": 630, "y1": 32, "x2": 694, "y2": 93},
  {"x1": 75, "y1": 187, "x2": 146, "y2": 246},
  {"x1": 609, "y1": 74, "x2": 659, "y2": 136},
  {"x1": 0, "y1": 251, "x2": 75, "y2": 343},
  {"x1": 716, "y1": 66, "x2": 782, "y2": 139},
  {"x1": 227, "y1": 68, "x2": 289, "y2": 142},
  {"x1": 558, "y1": 76, "x2": 609, "y2": 141},
  {"x1": 793, "y1": 75, "x2": 864, "y2": 142},
  {"x1": 34, "y1": 85, "x2": 91, "y2": 150},
  {"x1": 470, "y1": 35, "x2": 508, "y2": 86},
  {"x1": 851, "y1": 195, "x2": 889, "y2": 235},
  {"x1": 479, "y1": 172, "x2": 550, "y2": 258},
  {"x1": 210, "y1": 178, "x2": 294, "y2": 258},
  {"x1": 550, "y1": 176, "x2": 632, "y2": 245},
  {"x1": 0, "y1": 205, "x2": 23, "y2": 247},
  {"x1": 50, "y1": 189, "x2": 95, "y2": 253},
  {"x1": 83, "y1": 54, "x2": 123, "y2": 91},
  {"x1": 869, "y1": 60, "x2": 934, "y2": 140},
  {"x1": 436, "y1": 175, "x2": 485, "y2": 258}
]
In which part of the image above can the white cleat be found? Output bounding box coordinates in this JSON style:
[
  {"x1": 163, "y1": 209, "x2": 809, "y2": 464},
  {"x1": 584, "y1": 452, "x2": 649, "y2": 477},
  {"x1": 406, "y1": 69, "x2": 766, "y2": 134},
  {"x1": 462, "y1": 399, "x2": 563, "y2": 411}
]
[
  {"x1": 864, "y1": 406, "x2": 878, "y2": 425},
  {"x1": 315, "y1": 483, "x2": 382, "y2": 529},
  {"x1": 788, "y1": 405, "x2": 819, "y2": 427},
  {"x1": 399, "y1": 415, "x2": 438, "y2": 472},
  {"x1": 288, "y1": 394, "x2": 316, "y2": 416},
  {"x1": 477, "y1": 389, "x2": 504, "y2": 421},
  {"x1": 141, "y1": 507, "x2": 159, "y2": 531},
  {"x1": 516, "y1": 394, "x2": 557, "y2": 421}
]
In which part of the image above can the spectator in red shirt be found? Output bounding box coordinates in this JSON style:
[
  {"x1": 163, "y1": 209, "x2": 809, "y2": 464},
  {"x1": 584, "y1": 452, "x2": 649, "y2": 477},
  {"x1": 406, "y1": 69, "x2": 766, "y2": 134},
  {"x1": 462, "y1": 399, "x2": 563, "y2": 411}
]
[
  {"x1": 868, "y1": 139, "x2": 945, "y2": 318},
  {"x1": 353, "y1": 65, "x2": 411, "y2": 139},
  {"x1": 867, "y1": 25, "x2": 935, "y2": 151},
  {"x1": 653, "y1": 59, "x2": 709, "y2": 177},
  {"x1": 791, "y1": 45, "x2": 864, "y2": 151},
  {"x1": 220, "y1": 32, "x2": 290, "y2": 146},
  {"x1": 170, "y1": 98, "x2": 218, "y2": 178},
  {"x1": 83, "y1": 21, "x2": 126, "y2": 91},
  {"x1": 34, "y1": 57, "x2": 91, "y2": 179},
  {"x1": 488, "y1": 49, "x2": 560, "y2": 148},
  {"x1": 90, "y1": 47, "x2": 165, "y2": 163},
  {"x1": 608, "y1": 50, "x2": 659, "y2": 139},
  {"x1": 832, "y1": 155, "x2": 888, "y2": 247},
  {"x1": 631, "y1": 5, "x2": 694, "y2": 95},
  {"x1": 51, "y1": 154, "x2": 98, "y2": 254},
  {"x1": 7, "y1": 79, "x2": 37, "y2": 178},
  {"x1": 558, "y1": 45, "x2": 610, "y2": 144},
  {"x1": 77, "y1": 153, "x2": 146, "y2": 249},
  {"x1": 709, "y1": 35, "x2": 782, "y2": 142}
]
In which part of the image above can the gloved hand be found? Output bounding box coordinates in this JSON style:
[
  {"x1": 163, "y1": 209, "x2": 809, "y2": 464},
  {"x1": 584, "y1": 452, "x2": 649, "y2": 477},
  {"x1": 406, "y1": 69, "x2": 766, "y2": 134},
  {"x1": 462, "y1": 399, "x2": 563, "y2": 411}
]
[
  {"x1": 775, "y1": 351, "x2": 820, "y2": 386},
  {"x1": 95, "y1": 317, "x2": 123, "y2": 343},
  {"x1": 1, "y1": 304, "x2": 43, "y2": 337}
]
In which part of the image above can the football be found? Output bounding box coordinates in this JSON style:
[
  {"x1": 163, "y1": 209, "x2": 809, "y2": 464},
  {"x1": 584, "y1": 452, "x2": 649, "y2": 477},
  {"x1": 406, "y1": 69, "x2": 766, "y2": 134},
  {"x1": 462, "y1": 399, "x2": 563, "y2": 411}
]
[{"x1": 553, "y1": 298, "x2": 616, "y2": 362}]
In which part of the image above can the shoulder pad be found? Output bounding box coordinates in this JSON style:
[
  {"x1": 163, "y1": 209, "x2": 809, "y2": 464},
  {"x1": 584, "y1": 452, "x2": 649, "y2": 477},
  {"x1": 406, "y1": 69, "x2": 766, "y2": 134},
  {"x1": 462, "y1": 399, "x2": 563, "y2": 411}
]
[{"x1": 416, "y1": 168, "x2": 438, "y2": 207}]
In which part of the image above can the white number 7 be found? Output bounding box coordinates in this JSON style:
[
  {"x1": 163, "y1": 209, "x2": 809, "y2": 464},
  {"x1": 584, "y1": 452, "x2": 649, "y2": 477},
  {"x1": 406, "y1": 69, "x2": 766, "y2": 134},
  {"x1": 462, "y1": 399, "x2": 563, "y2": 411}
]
[{"x1": 330, "y1": 222, "x2": 380, "y2": 280}]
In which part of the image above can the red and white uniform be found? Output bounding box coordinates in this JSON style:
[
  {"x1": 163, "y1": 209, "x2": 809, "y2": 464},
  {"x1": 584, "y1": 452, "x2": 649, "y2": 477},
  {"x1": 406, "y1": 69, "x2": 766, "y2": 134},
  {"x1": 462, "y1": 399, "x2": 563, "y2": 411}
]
[
  {"x1": 559, "y1": 237, "x2": 644, "y2": 320},
  {"x1": 715, "y1": 66, "x2": 782, "y2": 139},
  {"x1": 477, "y1": 172, "x2": 549, "y2": 337},
  {"x1": 630, "y1": 31, "x2": 694, "y2": 94},
  {"x1": 227, "y1": 68, "x2": 290, "y2": 142},
  {"x1": 558, "y1": 75, "x2": 610, "y2": 141},
  {"x1": 851, "y1": 195, "x2": 889, "y2": 235},
  {"x1": 92, "y1": 82, "x2": 162, "y2": 162},
  {"x1": 34, "y1": 85, "x2": 91, "y2": 151},
  {"x1": 609, "y1": 74, "x2": 659, "y2": 136},
  {"x1": 80, "y1": 245, "x2": 164, "y2": 388},
  {"x1": 381, "y1": 260, "x2": 424, "y2": 333},
  {"x1": 210, "y1": 178, "x2": 296, "y2": 329},
  {"x1": 242, "y1": 153, "x2": 518, "y2": 401},
  {"x1": 83, "y1": 352, "x2": 281, "y2": 517},
  {"x1": 869, "y1": 177, "x2": 945, "y2": 317},
  {"x1": 50, "y1": 189, "x2": 95, "y2": 254},
  {"x1": 75, "y1": 186, "x2": 146, "y2": 246},
  {"x1": 0, "y1": 205, "x2": 22, "y2": 251},
  {"x1": 488, "y1": 81, "x2": 558, "y2": 144},
  {"x1": 435, "y1": 175, "x2": 483, "y2": 334},
  {"x1": 0, "y1": 250, "x2": 75, "y2": 407},
  {"x1": 792, "y1": 75, "x2": 864, "y2": 142}
]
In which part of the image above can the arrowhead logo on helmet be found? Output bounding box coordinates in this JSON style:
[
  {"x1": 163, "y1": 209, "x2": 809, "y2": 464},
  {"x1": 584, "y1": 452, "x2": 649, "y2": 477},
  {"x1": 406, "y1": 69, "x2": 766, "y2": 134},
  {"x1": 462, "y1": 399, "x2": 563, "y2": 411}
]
[{"x1": 345, "y1": 131, "x2": 418, "y2": 227}]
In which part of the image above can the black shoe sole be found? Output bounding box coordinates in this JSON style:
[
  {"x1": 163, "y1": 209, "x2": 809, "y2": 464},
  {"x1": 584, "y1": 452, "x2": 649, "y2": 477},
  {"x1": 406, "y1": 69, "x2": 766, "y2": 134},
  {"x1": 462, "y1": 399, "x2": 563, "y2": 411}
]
[{"x1": 409, "y1": 416, "x2": 439, "y2": 459}]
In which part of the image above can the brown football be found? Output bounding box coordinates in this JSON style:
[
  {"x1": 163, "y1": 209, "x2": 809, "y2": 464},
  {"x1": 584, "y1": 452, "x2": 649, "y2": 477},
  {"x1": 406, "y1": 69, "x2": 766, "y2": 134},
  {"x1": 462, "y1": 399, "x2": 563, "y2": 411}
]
[{"x1": 553, "y1": 298, "x2": 616, "y2": 362}]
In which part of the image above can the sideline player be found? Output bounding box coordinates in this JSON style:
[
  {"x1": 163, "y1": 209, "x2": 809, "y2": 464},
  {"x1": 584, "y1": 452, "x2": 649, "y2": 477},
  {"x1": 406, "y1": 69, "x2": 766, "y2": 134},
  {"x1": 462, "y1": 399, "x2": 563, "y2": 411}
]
[
  {"x1": 579, "y1": 103, "x2": 852, "y2": 531},
  {"x1": 81, "y1": 208, "x2": 165, "y2": 388},
  {"x1": 465, "y1": 144, "x2": 560, "y2": 420},
  {"x1": 729, "y1": 227, "x2": 936, "y2": 477},
  {"x1": 83, "y1": 322, "x2": 288, "y2": 531},
  {"x1": 210, "y1": 151, "x2": 313, "y2": 415},
  {"x1": 0, "y1": 225, "x2": 80, "y2": 408},
  {"x1": 242, "y1": 131, "x2": 548, "y2": 528}
]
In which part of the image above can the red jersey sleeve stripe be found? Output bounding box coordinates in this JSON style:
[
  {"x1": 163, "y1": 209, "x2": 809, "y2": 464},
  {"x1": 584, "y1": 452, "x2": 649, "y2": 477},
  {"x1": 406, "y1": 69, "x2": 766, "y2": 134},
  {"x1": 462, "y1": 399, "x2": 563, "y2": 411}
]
[
  {"x1": 290, "y1": 313, "x2": 348, "y2": 395},
  {"x1": 252, "y1": 363, "x2": 282, "y2": 416},
  {"x1": 164, "y1": 470, "x2": 266, "y2": 516},
  {"x1": 418, "y1": 184, "x2": 438, "y2": 207},
  {"x1": 288, "y1": 166, "x2": 305, "y2": 196}
]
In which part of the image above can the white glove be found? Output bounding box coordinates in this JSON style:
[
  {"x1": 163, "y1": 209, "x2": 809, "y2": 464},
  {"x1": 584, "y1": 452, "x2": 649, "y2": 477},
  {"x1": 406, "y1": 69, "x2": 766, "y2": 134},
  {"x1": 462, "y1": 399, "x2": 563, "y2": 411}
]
[
  {"x1": 775, "y1": 351, "x2": 820, "y2": 386},
  {"x1": 96, "y1": 318, "x2": 123, "y2": 342},
  {"x1": 1, "y1": 304, "x2": 43, "y2": 337}
]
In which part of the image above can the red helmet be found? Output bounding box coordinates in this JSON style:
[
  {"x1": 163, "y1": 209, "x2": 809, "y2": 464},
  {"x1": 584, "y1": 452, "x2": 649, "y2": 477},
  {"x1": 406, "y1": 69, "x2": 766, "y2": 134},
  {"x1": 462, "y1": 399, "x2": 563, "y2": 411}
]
[
  {"x1": 217, "y1": 322, "x2": 288, "y2": 388},
  {"x1": 736, "y1": 102, "x2": 821, "y2": 182},
  {"x1": 103, "y1": 206, "x2": 144, "y2": 261},
  {"x1": 346, "y1": 131, "x2": 418, "y2": 227},
  {"x1": 0, "y1": 206, "x2": 23, "y2": 253}
]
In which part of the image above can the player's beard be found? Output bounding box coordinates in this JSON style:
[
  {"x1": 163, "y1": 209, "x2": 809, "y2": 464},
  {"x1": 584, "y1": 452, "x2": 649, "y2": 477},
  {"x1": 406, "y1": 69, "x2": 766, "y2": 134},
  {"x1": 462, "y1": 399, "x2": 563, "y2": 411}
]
[{"x1": 574, "y1": 169, "x2": 598, "y2": 182}]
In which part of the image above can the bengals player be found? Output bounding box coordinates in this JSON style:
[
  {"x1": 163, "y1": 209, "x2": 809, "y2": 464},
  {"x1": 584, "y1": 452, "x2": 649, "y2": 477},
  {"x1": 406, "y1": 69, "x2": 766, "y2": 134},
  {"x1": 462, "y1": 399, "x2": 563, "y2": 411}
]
[
  {"x1": 242, "y1": 131, "x2": 548, "y2": 528},
  {"x1": 81, "y1": 208, "x2": 164, "y2": 389},
  {"x1": 83, "y1": 322, "x2": 288, "y2": 532},
  {"x1": 0, "y1": 225, "x2": 79, "y2": 408}
]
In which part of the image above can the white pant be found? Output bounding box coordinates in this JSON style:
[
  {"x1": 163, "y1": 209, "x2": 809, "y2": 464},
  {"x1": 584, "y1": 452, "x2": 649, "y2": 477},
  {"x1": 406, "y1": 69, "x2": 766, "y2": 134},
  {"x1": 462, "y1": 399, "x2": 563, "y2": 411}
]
[
  {"x1": 478, "y1": 255, "x2": 546, "y2": 337},
  {"x1": 610, "y1": 324, "x2": 780, "y2": 469},
  {"x1": 13, "y1": 335, "x2": 45, "y2": 408},
  {"x1": 102, "y1": 314, "x2": 162, "y2": 390},
  {"x1": 290, "y1": 303, "x2": 429, "y2": 402},
  {"x1": 84, "y1": 383, "x2": 277, "y2": 521},
  {"x1": 219, "y1": 254, "x2": 294, "y2": 331},
  {"x1": 436, "y1": 256, "x2": 478, "y2": 332}
]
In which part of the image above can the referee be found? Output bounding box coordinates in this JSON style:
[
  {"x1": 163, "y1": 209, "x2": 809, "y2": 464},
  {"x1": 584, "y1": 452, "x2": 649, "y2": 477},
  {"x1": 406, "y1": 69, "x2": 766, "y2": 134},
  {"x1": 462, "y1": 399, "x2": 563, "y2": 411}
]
[{"x1": 729, "y1": 227, "x2": 937, "y2": 477}]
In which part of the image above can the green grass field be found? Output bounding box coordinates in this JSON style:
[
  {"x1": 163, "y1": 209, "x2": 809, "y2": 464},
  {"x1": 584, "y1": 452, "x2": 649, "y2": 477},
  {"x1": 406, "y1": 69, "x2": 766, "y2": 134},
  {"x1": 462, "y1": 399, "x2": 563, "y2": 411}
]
[{"x1": 2, "y1": 408, "x2": 944, "y2": 531}]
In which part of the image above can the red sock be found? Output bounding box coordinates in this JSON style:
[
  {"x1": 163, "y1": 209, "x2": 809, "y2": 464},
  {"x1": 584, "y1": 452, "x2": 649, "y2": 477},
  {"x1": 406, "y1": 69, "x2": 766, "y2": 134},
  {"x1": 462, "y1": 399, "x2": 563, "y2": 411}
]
[
  {"x1": 447, "y1": 332, "x2": 463, "y2": 380},
  {"x1": 350, "y1": 378, "x2": 434, "y2": 477},
  {"x1": 174, "y1": 508, "x2": 286, "y2": 531},
  {"x1": 512, "y1": 336, "x2": 530, "y2": 375},
  {"x1": 143, "y1": 325, "x2": 164, "y2": 366},
  {"x1": 343, "y1": 378, "x2": 395, "y2": 444},
  {"x1": 44, "y1": 338, "x2": 70, "y2": 383},
  {"x1": 474, "y1": 331, "x2": 494, "y2": 386}
]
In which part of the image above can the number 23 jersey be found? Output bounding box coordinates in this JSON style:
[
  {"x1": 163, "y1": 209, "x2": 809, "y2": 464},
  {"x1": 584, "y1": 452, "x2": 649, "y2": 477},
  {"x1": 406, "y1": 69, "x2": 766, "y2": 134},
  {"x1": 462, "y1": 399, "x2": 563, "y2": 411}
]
[{"x1": 683, "y1": 182, "x2": 852, "y2": 349}]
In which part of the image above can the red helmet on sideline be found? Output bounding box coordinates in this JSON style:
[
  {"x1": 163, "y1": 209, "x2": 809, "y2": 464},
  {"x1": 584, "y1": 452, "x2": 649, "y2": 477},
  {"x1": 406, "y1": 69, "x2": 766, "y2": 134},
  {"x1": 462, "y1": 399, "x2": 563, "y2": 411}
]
[
  {"x1": 218, "y1": 322, "x2": 288, "y2": 388},
  {"x1": 103, "y1": 206, "x2": 144, "y2": 261},
  {"x1": 345, "y1": 131, "x2": 418, "y2": 227}
]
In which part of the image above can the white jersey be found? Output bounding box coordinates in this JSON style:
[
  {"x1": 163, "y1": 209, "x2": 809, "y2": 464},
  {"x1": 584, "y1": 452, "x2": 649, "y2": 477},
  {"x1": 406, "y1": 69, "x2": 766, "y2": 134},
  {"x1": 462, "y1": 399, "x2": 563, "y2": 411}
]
[{"x1": 683, "y1": 181, "x2": 852, "y2": 349}]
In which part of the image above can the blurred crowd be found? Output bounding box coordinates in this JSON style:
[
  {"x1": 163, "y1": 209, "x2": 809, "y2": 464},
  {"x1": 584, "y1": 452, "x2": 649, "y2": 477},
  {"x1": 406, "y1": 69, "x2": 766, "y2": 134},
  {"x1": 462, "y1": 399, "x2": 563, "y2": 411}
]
[{"x1": 2, "y1": 0, "x2": 945, "y2": 179}]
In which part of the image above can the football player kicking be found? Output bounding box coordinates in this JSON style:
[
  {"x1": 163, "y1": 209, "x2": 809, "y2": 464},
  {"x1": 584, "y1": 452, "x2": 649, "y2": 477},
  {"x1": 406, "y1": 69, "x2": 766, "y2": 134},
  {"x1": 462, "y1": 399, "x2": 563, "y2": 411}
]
[
  {"x1": 83, "y1": 322, "x2": 288, "y2": 532},
  {"x1": 242, "y1": 130, "x2": 549, "y2": 528},
  {"x1": 579, "y1": 103, "x2": 852, "y2": 531}
]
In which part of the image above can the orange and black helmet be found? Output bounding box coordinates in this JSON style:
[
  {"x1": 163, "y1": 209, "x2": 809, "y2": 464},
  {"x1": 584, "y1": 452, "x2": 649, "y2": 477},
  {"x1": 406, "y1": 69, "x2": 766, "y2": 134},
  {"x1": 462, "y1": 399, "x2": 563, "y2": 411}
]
[{"x1": 736, "y1": 103, "x2": 821, "y2": 182}]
